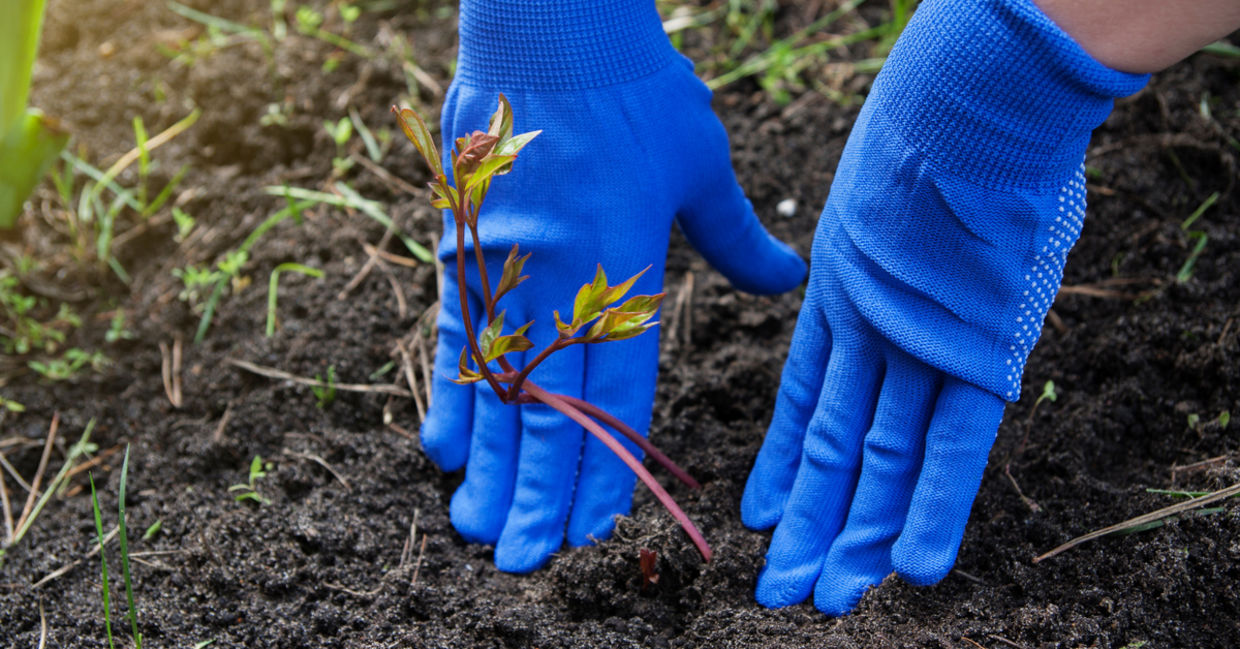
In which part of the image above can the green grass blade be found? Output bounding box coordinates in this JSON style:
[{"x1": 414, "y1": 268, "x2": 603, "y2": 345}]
[
  {"x1": 117, "y1": 444, "x2": 141, "y2": 649},
  {"x1": 264, "y1": 184, "x2": 432, "y2": 262},
  {"x1": 266, "y1": 262, "x2": 324, "y2": 337},
  {"x1": 90, "y1": 474, "x2": 116, "y2": 649}
]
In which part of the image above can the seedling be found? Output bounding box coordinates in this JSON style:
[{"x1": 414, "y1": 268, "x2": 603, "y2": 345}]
[
  {"x1": 229, "y1": 455, "x2": 272, "y2": 505},
  {"x1": 266, "y1": 262, "x2": 324, "y2": 337},
  {"x1": 312, "y1": 365, "x2": 337, "y2": 408},
  {"x1": 1176, "y1": 191, "x2": 1219, "y2": 283},
  {"x1": 323, "y1": 116, "x2": 355, "y2": 175},
  {"x1": 90, "y1": 445, "x2": 142, "y2": 649},
  {"x1": 393, "y1": 97, "x2": 711, "y2": 561}
]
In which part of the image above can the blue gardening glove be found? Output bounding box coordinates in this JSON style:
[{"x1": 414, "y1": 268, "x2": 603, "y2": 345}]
[
  {"x1": 421, "y1": 0, "x2": 807, "y2": 574},
  {"x1": 740, "y1": 0, "x2": 1148, "y2": 615}
]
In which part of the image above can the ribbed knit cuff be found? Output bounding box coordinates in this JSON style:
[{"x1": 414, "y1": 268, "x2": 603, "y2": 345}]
[
  {"x1": 454, "y1": 0, "x2": 681, "y2": 91},
  {"x1": 873, "y1": 0, "x2": 1149, "y2": 190}
]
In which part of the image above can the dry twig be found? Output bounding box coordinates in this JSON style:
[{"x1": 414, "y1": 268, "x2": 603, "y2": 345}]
[
  {"x1": 226, "y1": 358, "x2": 412, "y2": 397},
  {"x1": 18, "y1": 414, "x2": 59, "y2": 532},
  {"x1": 1033, "y1": 481, "x2": 1240, "y2": 563},
  {"x1": 396, "y1": 340, "x2": 427, "y2": 423}
]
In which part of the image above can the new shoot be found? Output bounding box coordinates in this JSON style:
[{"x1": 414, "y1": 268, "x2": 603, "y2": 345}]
[{"x1": 393, "y1": 97, "x2": 711, "y2": 561}]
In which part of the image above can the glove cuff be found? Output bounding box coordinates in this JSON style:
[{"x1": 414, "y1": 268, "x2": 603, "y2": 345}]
[
  {"x1": 874, "y1": 0, "x2": 1149, "y2": 190},
  {"x1": 455, "y1": 0, "x2": 680, "y2": 91}
]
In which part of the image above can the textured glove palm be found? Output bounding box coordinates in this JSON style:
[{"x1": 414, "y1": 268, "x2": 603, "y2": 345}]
[
  {"x1": 741, "y1": 0, "x2": 1147, "y2": 615},
  {"x1": 421, "y1": 0, "x2": 806, "y2": 574}
]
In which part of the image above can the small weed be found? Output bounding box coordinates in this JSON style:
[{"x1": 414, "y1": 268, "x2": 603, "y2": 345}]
[
  {"x1": 0, "y1": 395, "x2": 25, "y2": 413},
  {"x1": 1176, "y1": 191, "x2": 1219, "y2": 283},
  {"x1": 105, "y1": 309, "x2": 135, "y2": 343},
  {"x1": 313, "y1": 365, "x2": 337, "y2": 408},
  {"x1": 266, "y1": 262, "x2": 324, "y2": 337},
  {"x1": 229, "y1": 455, "x2": 272, "y2": 505},
  {"x1": 323, "y1": 116, "x2": 355, "y2": 175},
  {"x1": 1219, "y1": 411, "x2": 1230, "y2": 429},
  {"x1": 142, "y1": 519, "x2": 162, "y2": 541},
  {"x1": 28, "y1": 348, "x2": 108, "y2": 381}
]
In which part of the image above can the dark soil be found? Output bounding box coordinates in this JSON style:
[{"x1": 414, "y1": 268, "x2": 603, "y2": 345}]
[{"x1": 3, "y1": 1, "x2": 1238, "y2": 647}]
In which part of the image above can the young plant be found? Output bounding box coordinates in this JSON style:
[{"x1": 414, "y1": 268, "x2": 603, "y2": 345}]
[
  {"x1": 312, "y1": 365, "x2": 337, "y2": 409},
  {"x1": 1, "y1": 0, "x2": 69, "y2": 229},
  {"x1": 393, "y1": 97, "x2": 711, "y2": 561},
  {"x1": 229, "y1": 455, "x2": 272, "y2": 505},
  {"x1": 89, "y1": 445, "x2": 142, "y2": 649},
  {"x1": 266, "y1": 262, "x2": 323, "y2": 337}
]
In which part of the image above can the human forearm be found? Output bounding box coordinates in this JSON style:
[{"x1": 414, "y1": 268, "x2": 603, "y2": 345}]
[{"x1": 1035, "y1": 0, "x2": 1240, "y2": 73}]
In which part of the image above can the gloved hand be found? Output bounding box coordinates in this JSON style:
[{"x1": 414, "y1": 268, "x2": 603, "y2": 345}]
[
  {"x1": 740, "y1": 0, "x2": 1147, "y2": 615},
  {"x1": 421, "y1": 0, "x2": 807, "y2": 573}
]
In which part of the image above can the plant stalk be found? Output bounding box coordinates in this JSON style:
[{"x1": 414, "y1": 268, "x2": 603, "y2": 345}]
[{"x1": 521, "y1": 381, "x2": 711, "y2": 562}]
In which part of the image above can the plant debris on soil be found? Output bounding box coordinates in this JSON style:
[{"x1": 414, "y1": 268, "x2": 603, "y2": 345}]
[{"x1": 2, "y1": 1, "x2": 1238, "y2": 647}]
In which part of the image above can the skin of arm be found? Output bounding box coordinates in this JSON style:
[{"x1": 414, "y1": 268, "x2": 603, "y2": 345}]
[{"x1": 1035, "y1": 0, "x2": 1240, "y2": 73}]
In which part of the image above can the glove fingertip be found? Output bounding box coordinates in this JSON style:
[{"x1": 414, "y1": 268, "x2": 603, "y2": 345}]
[
  {"x1": 494, "y1": 532, "x2": 560, "y2": 574},
  {"x1": 891, "y1": 540, "x2": 956, "y2": 587},
  {"x1": 725, "y1": 236, "x2": 807, "y2": 296},
  {"x1": 813, "y1": 575, "x2": 871, "y2": 618},
  {"x1": 419, "y1": 415, "x2": 467, "y2": 471},
  {"x1": 739, "y1": 478, "x2": 784, "y2": 530}
]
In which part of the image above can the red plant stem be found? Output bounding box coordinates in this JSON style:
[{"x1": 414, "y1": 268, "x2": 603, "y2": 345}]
[
  {"x1": 521, "y1": 381, "x2": 712, "y2": 562},
  {"x1": 504, "y1": 338, "x2": 566, "y2": 402},
  {"x1": 468, "y1": 223, "x2": 496, "y2": 321},
  {"x1": 454, "y1": 218, "x2": 507, "y2": 401},
  {"x1": 552, "y1": 394, "x2": 700, "y2": 490}
]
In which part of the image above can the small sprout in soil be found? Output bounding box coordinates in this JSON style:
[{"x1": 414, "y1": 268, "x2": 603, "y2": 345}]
[
  {"x1": 393, "y1": 96, "x2": 712, "y2": 562},
  {"x1": 89, "y1": 474, "x2": 117, "y2": 649},
  {"x1": 266, "y1": 262, "x2": 324, "y2": 337},
  {"x1": 116, "y1": 445, "x2": 143, "y2": 649},
  {"x1": 313, "y1": 365, "x2": 338, "y2": 409},
  {"x1": 28, "y1": 348, "x2": 109, "y2": 381},
  {"x1": 1187, "y1": 412, "x2": 1201, "y2": 431},
  {"x1": 639, "y1": 548, "x2": 659, "y2": 591},
  {"x1": 142, "y1": 519, "x2": 163, "y2": 541},
  {"x1": 324, "y1": 116, "x2": 355, "y2": 176},
  {"x1": 0, "y1": 395, "x2": 25, "y2": 413},
  {"x1": 229, "y1": 455, "x2": 273, "y2": 505},
  {"x1": 1176, "y1": 191, "x2": 1219, "y2": 284},
  {"x1": 105, "y1": 309, "x2": 135, "y2": 343},
  {"x1": 1218, "y1": 410, "x2": 1230, "y2": 429}
]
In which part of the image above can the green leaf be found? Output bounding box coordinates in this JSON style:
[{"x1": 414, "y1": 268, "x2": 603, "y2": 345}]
[
  {"x1": 584, "y1": 293, "x2": 664, "y2": 342},
  {"x1": 553, "y1": 310, "x2": 574, "y2": 337},
  {"x1": 595, "y1": 321, "x2": 657, "y2": 342},
  {"x1": 451, "y1": 347, "x2": 484, "y2": 385},
  {"x1": 392, "y1": 106, "x2": 443, "y2": 178},
  {"x1": 484, "y1": 330, "x2": 534, "y2": 362},
  {"x1": 487, "y1": 94, "x2": 514, "y2": 143},
  {"x1": 494, "y1": 244, "x2": 531, "y2": 304},
  {"x1": 464, "y1": 153, "x2": 518, "y2": 194},
  {"x1": 478, "y1": 310, "x2": 506, "y2": 358},
  {"x1": 494, "y1": 130, "x2": 541, "y2": 158}
]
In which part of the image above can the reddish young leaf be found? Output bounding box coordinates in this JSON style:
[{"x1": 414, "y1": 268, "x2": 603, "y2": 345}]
[
  {"x1": 487, "y1": 94, "x2": 514, "y2": 143},
  {"x1": 450, "y1": 347, "x2": 484, "y2": 385},
  {"x1": 392, "y1": 106, "x2": 443, "y2": 178},
  {"x1": 494, "y1": 244, "x2": 532, "y2": 304},
  {"x1": 456, "y1": 131, "x2": 500, "y2": 177}
]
